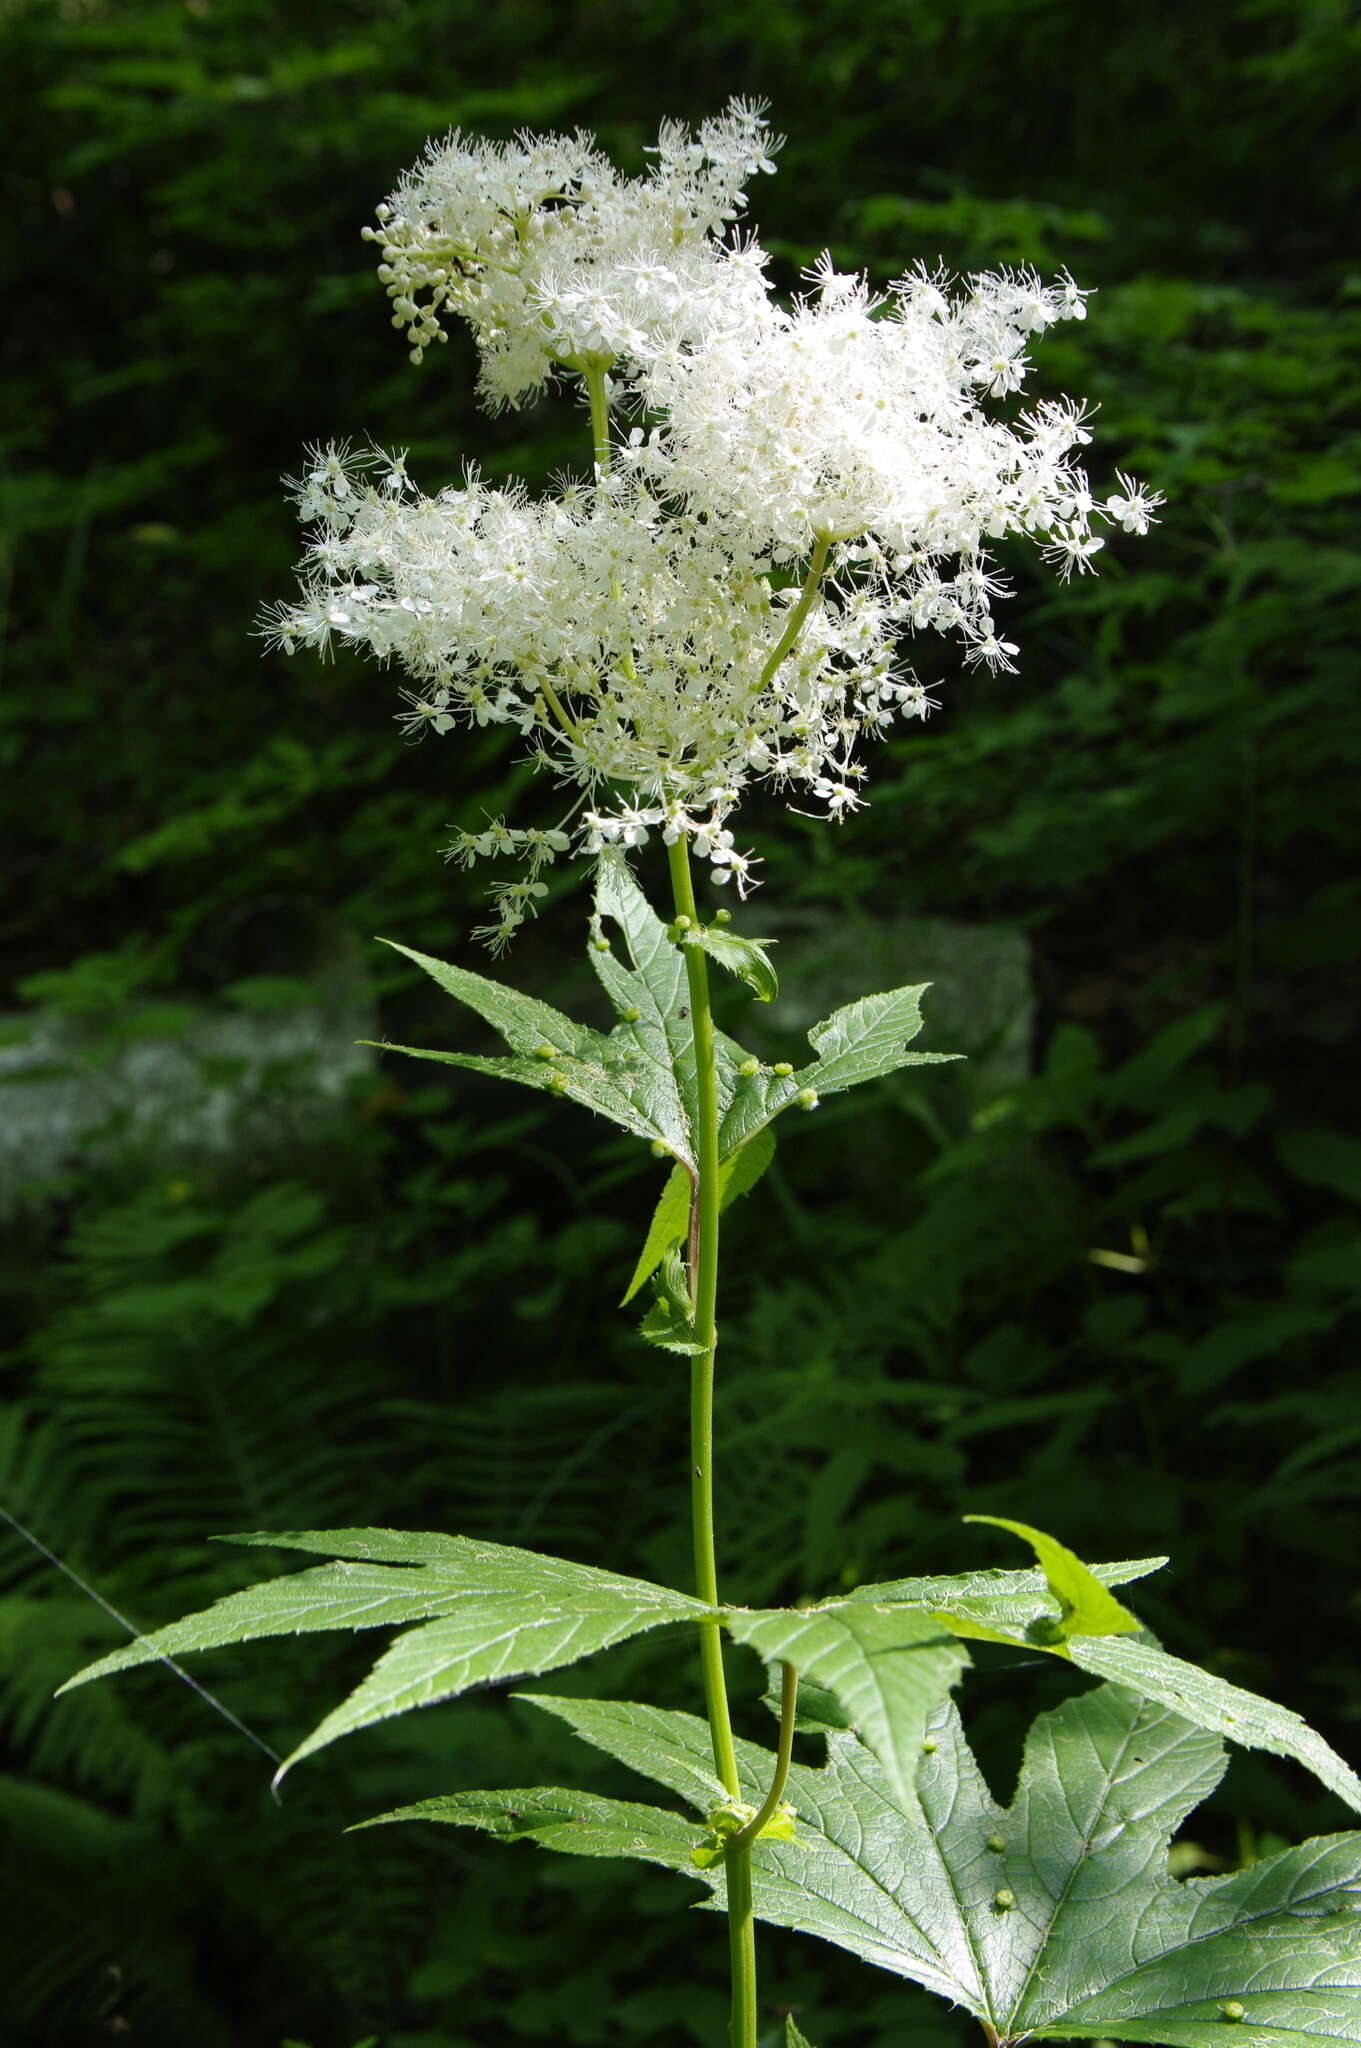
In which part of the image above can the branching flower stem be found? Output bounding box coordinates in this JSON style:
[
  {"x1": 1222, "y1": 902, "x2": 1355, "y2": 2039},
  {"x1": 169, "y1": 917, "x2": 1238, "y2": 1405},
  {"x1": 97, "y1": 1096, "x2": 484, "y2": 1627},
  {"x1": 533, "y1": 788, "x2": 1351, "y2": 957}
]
[
  {"x1": 584, "y1": 359, "x2": 613, "y2": 480},
  {"x1": 753, "y1": 531, "x2": 831, "y2": 697}
]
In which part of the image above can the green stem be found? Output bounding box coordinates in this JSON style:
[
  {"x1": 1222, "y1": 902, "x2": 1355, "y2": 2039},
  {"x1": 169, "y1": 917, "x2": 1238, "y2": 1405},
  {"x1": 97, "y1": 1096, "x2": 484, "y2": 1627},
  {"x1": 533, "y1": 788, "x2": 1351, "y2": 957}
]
[
  {"x1": 536, "y1": 671, "x2": 582, "y2": 746},
  {"x1": 726, "y1": 1851, "x2": 758, "y2": 2048},
  {"x1": 666, "y1": 833, "x2": 758, "y2": 2048},
  {"x1": 753, "y1": 532, "x2": 831, "y2": 697},
  {"x1": 667, "y1": 834, "x2": 739, "y2": 1793},
  {"x1": 583, "y1": 359, "x2": 612, "y2": 477},
  {"x1": 731, "y1": 1661, "x2": 798, "y2": 1850},
  {"x1": 722, "y1": 1659, "x2": 799, "y2": 2039}
]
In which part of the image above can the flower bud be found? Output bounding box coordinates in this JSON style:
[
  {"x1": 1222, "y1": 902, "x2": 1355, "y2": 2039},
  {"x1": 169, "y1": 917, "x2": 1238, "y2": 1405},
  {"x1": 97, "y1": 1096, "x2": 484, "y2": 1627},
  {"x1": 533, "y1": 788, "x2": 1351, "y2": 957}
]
[
  {"x1": 797, "y1": 1087, "x2": 819, "y2": 1111},
  {"x1": 739, "y1": 1057, "x2": 760, "y2": 1078},
  {"x1": 773, "y1": 1062, "x2": 793, "y2": 1077}
]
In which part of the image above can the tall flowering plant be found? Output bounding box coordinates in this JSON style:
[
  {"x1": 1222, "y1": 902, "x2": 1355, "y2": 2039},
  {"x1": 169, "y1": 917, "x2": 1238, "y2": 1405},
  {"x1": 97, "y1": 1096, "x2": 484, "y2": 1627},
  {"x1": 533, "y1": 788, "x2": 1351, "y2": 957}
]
[{"x1": 64, "y1": 106, "x2": 1361, "y2": 2048}]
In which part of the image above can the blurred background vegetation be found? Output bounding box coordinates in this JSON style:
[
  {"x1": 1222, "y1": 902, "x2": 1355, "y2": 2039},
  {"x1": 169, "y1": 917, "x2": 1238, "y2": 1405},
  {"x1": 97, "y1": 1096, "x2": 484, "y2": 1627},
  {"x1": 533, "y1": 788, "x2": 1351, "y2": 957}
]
[{"x1": 2, "y1": 0, "x2": 1359, "y2": 2042}]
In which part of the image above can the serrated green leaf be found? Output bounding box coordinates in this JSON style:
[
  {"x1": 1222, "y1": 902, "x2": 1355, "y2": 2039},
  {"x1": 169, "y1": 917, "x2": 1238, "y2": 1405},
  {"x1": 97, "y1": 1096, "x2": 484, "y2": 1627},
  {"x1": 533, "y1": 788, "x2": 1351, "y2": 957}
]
[
  {"x1": 844, "y1": 1554, "x2": 1166, "y2": 1647},
  {"x1": 763, "y1": 1667, "x2": 854, "y2": 1735},
  {"x1": 590, "y1": 860, "x2": 698, "y2": 1160},
  {"x1": 963, "y1": 1514, "x2": 1140, "y2": 1639},
  {"x1": 686, "y1": 925, "x2": 779, "y2": 1002},
  {"x1": 785, "y1": 2020, "x2": 816, "y2": 2048},
  {"x1": 55, "y1": 1558, "x2": 491, "y2": 1673},
  {"x1": 622, "y1": 1164, "x2": 692, "y2": 1307},
  {"x1": 510, "y1": 1688, "x2": 1361, "y2": 2047},
  {"x1": 1067, "y1": 1634, "x2": 1361, "y2": 1816},
  {"x1": 59, "y1": 1528, "x2": 711, "y2": 1782},
  {"x1": 356, "y1": 1783, "x2": 703, "y2": 1867},
  {"x1": 638, "y1": 1307, "x2": 705, "y2": 1355},
  {"x1": 375, "y1": 919, "x2": 695, "y2": 1164},
  {"x1": 638, "y1": 1246, "x2": 706, "y2": 1355},
  {"x1": 717, "y1": 983, "x2": 962, "y2": 1156},
  {"x1": 850, "y1": 1545, "x2": 1361, "y2": 1812},
  {"x1": 725, "y1": 1600, "x2": 969, "y2": 1807},
  {"x1": 378, "y1": 874, "x2": 960, "y2": 1189},
  {"x1": 519, "y1": 1691, "x2": 982, "y2": 2004},
  {"x1": 722, "y1": 1121, "x2": 776, "y2": 1207},
  {"x1": 621, "y1": 1125, "x2": 776, "y2": 1306}
]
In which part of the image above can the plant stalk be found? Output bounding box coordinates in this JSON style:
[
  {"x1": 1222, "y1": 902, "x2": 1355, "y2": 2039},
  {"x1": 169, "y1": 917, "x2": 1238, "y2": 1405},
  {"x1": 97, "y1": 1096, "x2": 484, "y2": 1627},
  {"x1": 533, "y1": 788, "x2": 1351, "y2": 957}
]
[
  {"x1": 731, "y1": 1660, "x2": 798, "y2": 1851},
  {"x1": 667, "y1": 833, "x2": 740, "y2": 1794},
  {"x1": 666, "y1": 832, "x2": 760, "y2": 2048}
]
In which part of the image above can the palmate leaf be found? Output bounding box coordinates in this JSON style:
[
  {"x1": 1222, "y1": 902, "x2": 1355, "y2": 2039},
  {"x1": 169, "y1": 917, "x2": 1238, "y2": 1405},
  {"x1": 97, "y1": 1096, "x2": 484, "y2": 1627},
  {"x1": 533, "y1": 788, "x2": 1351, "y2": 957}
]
[
  {"x1": 724, "y1": 1600, "x2": 969, "y2": 1807},
  {"x1": 1066, "y1": 1635, "x2": 1361, "y2": 1819},
  {"x1": 58, "y1": 1528, "x2": 710, "y2": 1783},
  {"x1": 725, "y1": 1555, "x2": 1156, "y2": 1799},
  {"x1": 938, "y1": 1524, "x2": 1361, "y2": 1814},
  {"x1": 381, "y1": 1686, "x2": 1361, "y2": 2048},
  {"x1": 371, "y1": 936, "x2": 694, "y2": 1163},
  {"x1": 715, "y1": 982, "x2": 963, "y2": 1157},
  {"x1": 374, "y1": 862, "x2": 957, "y2": 1182}
]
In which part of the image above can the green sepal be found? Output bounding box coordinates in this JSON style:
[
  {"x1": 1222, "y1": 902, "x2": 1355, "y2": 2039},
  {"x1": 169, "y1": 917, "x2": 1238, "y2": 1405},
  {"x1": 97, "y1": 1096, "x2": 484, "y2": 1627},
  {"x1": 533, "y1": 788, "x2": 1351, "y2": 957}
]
[{"x1": 685, "y1": 925, "x2": 779, "y2": 1002}]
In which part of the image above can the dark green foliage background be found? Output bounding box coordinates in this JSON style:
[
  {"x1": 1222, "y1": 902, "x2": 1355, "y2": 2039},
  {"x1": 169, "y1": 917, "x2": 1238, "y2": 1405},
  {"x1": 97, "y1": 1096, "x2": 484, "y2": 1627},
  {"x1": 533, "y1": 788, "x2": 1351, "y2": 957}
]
[{"x1": 3, "y1": 1, "x2": 1359, "y2": 2043}]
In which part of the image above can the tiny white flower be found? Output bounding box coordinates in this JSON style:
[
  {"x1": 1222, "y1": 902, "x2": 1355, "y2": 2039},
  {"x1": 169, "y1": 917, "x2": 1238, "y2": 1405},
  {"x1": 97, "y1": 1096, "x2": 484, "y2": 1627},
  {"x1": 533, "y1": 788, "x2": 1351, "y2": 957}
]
[{"x1": 1105, "y1": 471, "x2": 1164, "y2": 535}]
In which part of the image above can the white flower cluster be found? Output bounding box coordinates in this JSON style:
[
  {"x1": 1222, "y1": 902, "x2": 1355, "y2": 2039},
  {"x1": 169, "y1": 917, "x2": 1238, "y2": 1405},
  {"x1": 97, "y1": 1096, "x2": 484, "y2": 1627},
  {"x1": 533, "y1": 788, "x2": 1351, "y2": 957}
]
[
  {"x1": 361, "y1": 100, "x2": 776, "y2": 403},
  {"x1": 267, "y1": 103, "x2": 1160, "y2": 947}
]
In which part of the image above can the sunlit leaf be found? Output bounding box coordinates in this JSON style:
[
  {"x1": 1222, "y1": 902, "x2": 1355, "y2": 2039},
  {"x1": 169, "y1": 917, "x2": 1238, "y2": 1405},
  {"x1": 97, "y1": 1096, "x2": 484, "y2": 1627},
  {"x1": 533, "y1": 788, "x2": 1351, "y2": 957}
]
[{"x1": 59, "y1": 1529, "x2": 711, "y2": 1783}]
